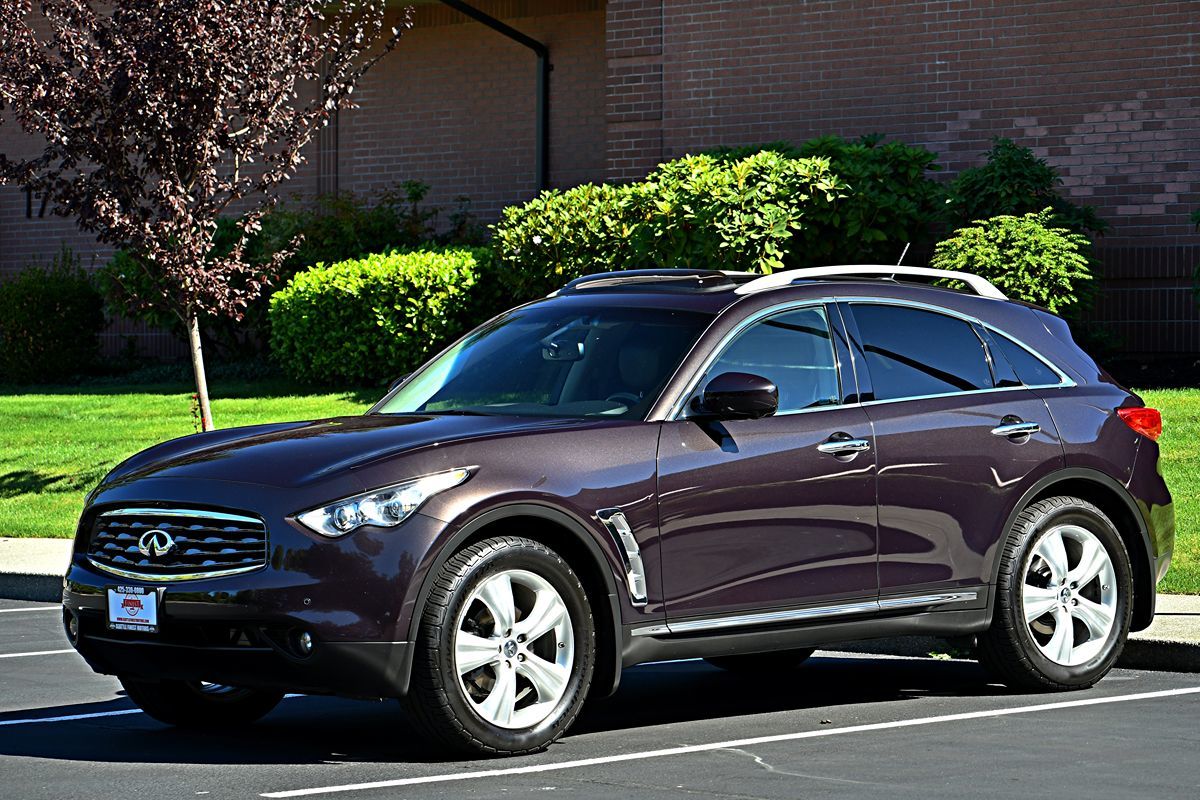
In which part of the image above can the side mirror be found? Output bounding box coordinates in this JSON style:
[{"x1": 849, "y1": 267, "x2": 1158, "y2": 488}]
[
  {"x1": 695, "y1": 372, "x2": 778, "y2": 420},
  {"x1": 388, "y1": 374, "x2": 411, "y2": 392}
]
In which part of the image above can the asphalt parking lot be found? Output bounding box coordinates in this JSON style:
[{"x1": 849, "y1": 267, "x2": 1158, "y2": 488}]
[{"x1": 3, "y1": 596, "x2": 1199, "y2": 800}]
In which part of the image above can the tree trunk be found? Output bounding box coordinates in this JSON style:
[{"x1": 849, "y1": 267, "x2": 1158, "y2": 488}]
[{"x1": 187, "y1": 307, "x2": 215, "y2": 432}]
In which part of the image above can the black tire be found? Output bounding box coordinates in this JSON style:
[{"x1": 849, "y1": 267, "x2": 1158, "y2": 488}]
[
  {"x1": 978, "y1": 496, "x2": 1133, "y2": 691},
  {"x1": 704, "y1": 648, "x2": 815, "y2": 673},
  {"x1": 119, "y1": 677, "x2": 283, "y2": 728},
  {"x1": 402, "y1": 536, "x2": 596, "y2": 756}
]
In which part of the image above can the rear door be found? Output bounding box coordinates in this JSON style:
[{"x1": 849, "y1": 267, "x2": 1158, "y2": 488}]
[
  {"x1": 657, "y1": 303, "x2": 879, "y2": 624},
  {"x1": 840, "y1": 300, "x2": 1064, "y2": 599}
]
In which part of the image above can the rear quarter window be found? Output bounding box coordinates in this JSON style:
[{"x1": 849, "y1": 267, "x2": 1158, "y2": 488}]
[{"x1": 989, "y1": 332, "x2": 1060, "y2": 387}]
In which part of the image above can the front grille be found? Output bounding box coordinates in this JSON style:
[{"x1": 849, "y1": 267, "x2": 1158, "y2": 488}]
[{"x1": 87, "y1": 507, "x2": 268, "y2": 581}]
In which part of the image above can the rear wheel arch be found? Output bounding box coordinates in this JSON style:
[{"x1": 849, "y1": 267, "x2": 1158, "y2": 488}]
[
  {"x1": 991, "y1": 468, "x2": 1155, "y2": 631},
  {"x1": 404, "y1": 503, "x2": 626, "y2": 699}
]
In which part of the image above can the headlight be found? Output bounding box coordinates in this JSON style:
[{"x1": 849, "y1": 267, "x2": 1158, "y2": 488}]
[{"x1": 296, "y1": 468, "x2": 471, "y2": 538}]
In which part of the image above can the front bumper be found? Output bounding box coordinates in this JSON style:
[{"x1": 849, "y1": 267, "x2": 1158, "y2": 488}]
[{"x1": 63, "y1": 479, "x2": 449, "y2": 698}]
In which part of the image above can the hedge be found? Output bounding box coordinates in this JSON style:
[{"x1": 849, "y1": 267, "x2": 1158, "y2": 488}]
[
  {"x1": 269, "y1": 248, "x2": 491, "y2": 385},
  {"x1": 0, "y1": 250, "x2": 105, "y2": 383}
]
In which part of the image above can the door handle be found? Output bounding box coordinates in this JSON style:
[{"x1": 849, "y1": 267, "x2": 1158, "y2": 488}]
[
  {"x1": 991, "y1": 420, "x2": 1041, "y2": 438},
  {"x1": 817, "y1": 435, "x2": 871, "y2": 455}
]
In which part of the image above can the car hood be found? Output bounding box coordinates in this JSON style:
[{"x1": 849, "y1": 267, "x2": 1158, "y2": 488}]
[{"x1": 101, "y1": 414, "x2": 594, "y2": 490}]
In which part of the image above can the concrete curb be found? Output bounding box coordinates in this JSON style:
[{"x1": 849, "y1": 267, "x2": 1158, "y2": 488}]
[
  {"x1": 0, "y1": 573, "x2": 63, "y2": 603},
  {"x1": 1119, "y1": 638, "x2": 1200, "y2": 673}
]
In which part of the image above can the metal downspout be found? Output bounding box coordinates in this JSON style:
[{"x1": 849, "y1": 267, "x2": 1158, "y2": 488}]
[{"x1": 437, "y1": 0, "x2": 551, "y2": 191}]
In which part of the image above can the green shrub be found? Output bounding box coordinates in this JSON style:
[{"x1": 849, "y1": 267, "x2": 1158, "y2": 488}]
[
  {"x1": 490, "y1": 182, "x2": 649, "y2": 301},
  {"x1": 642, "y1": 151, "x2": 845, "y2": 272},
  {"x1": 931, "y1": 209, "x2": 1094, "y2": 313},
  {"x1": 491, "y1": 150, "x2": 847, "y2": 298},
  {"x1": 0, "y1": 249, "x2": 105, "y2": 383},
  {"x1": 792, "y1": 134, "x2": 945, "y2": 264},
  {"x1": 269, "y1": 248, "x2": 490, "y2": 385},
  {"x1": 492, "y1": 136, "x2": 943, "y2": 302},
  {"x1": 949, "y1": 138, "x2": 1107, "y2": 236}
]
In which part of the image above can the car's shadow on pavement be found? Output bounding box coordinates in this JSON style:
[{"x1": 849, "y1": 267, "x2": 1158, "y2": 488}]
[{"x1": 0, "y1": 655, "x2": 1005, "y2": 766}]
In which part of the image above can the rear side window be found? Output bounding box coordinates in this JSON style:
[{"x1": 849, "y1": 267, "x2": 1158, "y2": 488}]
[
  {"x1": 990, "y1": 332, "x2": 1059, "y2": 387},
  {"x1": 851, "y1": 304, "x2": 994, "y2": 401}
]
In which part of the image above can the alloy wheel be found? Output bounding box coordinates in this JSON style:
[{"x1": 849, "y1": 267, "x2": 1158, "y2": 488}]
[
  {"x1": 1021, "y1": 524, "x2": 1118, "y2": 667},
  {"x1": 454, "y1": 569, "x2": 575, "y2": 729}
]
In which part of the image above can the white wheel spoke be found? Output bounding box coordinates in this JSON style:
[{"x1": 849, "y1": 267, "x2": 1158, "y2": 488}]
[
  {"x1": 455, "y1": 632, "x2": 500, "y2": 675},
  {"x1": 1068, "y1": 536, "x2": 1109, "y2": 588},
  {"x1": 518, "y1": 653, "x2": 570, "y2": 702},
  {"x1": 455, "y1": 567, "x2": 576, "y2": 730},
  {"x1": 515, "y1": 589, "x2": 567, "y2": 642},
  {"x1": 1035, "y1": 530, "x2": 1070, "y2": 581},
  {"x1": 1073, "y1": 596, "x2": 1116, "y2": 641},
  {"x1": 477, "y1": 663, "x2": 517, "y2": 727},
  {"x1": 478, "y1": 573, "x2": 516, "y2": 635},
  {"x1": 1044, "y1": 606, "x2": 1075, "y2": 663},
  {"x1": 1023, "y1": 524, "x2": 1119, "y2": 667},
  {"x1": 1022, "y1": 584, "x2": 1060, "y2": 623}
]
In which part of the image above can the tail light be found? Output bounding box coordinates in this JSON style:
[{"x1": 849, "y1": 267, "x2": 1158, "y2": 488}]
[{"x1": 1117, "y1": 407, "x2": 1162, "y2": 441}]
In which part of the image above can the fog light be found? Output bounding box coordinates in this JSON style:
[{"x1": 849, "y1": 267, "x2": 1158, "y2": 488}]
[
  {"x1": 298, "y1": 631, "x2": 314, "y2": 655},
  {"x1": 64, "y1": 611, "x2": 79, "y2": 645}
]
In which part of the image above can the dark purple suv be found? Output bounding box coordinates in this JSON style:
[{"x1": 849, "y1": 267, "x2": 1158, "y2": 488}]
[{"x1": 63, "y1": 266, "x2": 1174, "y2": 755}]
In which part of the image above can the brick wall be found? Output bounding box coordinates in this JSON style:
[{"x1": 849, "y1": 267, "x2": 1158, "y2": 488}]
[
  {"x1": 338, "y1": 1, "x2": 607, "y2": 218},
  {"x1": 619, "y1": 0, "x2": 1199, "y2": 353},
  {"x1": 606, "y1": 0, "x2": 665, "y2": 179},
  {"x1": 2, "y1": 0, "x2": 1196, "y2": 357}
]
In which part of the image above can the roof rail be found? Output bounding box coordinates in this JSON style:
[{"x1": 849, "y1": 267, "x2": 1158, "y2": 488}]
[
  {"x1": 733, "y1": 265, "x2": 1006, "y2": 300},
  {"x1": 552, "y1": 269, "x2": 752, "y2": 296}
]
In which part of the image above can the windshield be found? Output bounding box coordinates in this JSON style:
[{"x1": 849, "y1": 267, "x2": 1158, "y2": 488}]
[{"x1": 377, "y1": 304, "x2": 713, "y2": 419}]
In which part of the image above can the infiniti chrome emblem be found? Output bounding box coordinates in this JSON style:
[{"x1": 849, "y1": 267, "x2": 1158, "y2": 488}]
[{"x1": 137, "y1": 529, "x2": 176, "y2": 559}]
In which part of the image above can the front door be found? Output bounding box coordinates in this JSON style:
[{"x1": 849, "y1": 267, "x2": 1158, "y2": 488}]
[{"x1": 657, "y1": 304, "x2": 879, "y2": 623}]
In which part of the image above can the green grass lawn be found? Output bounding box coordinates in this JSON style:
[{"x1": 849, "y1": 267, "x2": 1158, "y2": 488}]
[
  {"x1": 0, "y1": 380, "x2": 374, "y2": 540},
  {"x1": 1, "y1": 382, "x2": 1195, "y2": 594},
  {"x1": 1142, "y1": 389, "x2": 1199, "y2": 595}
]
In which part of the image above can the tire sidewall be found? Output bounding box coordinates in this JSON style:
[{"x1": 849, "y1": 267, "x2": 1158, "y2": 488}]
[
  {"x1": 1009, "y1": 504, "x2": 1133, "y2": 686},
  {"x1": 435, "y1": 543, "x2": 594, "y2": 752}
]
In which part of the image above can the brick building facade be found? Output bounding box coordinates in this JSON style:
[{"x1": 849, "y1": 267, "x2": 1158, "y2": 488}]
[{"x1": 1, "y1": 0, "x2": 1197, "y2": 355}]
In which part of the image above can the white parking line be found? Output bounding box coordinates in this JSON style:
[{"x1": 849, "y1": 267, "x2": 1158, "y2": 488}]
[
  {"x1": 0, "y1": 649, "x2": 73, "y2": 659},
  {"x1": 0, "y1": 708, "x2": 143, "y2": 727},
  {"x1": 260, "y1": 686, "x2": 1200, "y2": 798},
  {"x1": 0, "y1": 606, "x2": 60, "y2": 614},
  {"x1": 0, "y1": 694, "x2": 305, "y2": 728}
]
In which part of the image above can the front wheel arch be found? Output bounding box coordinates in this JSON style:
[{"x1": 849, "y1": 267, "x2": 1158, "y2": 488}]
[
  {"x1": 402, "y1": 504, "x2": 626, "y2": 699},
  {"x1": 989, "y1": 468, "x2": 1155, "y2": 631}
]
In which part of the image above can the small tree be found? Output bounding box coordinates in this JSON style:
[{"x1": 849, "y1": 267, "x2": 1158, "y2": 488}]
[
  {"x1": 0, "y1": 0, "x2": 409, "y2": 429},
  {"x1": 931, "y1": 208, "x2": 1094, "y2": 314}
]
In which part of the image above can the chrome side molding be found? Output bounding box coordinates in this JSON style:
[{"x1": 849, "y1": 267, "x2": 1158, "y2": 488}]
[
  {"x1": 597, "y1": 509, "x2": 648, "y2": 607},
  {"x1": 631, "y1": 591, "x2": 978, "y2": 637}
]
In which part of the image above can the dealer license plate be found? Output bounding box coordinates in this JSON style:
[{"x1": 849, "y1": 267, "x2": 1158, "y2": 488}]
[{"x1": 106, "y1": 585, "x2": 159, "y2": 633}]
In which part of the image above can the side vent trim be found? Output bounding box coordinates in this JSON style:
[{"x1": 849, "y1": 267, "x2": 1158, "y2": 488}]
[{"x1": 597, "y1": 509, "x2": 648, "y2": 607}]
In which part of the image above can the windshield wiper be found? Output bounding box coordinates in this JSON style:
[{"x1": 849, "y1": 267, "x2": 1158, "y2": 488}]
[{"x1": 419, "y1": 409, "x2": 495, "y2": 416}]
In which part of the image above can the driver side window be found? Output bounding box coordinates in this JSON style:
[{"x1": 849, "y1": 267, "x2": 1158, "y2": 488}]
[{"x1": 706, "y1": 305, "x2": 840, "y2": 414}]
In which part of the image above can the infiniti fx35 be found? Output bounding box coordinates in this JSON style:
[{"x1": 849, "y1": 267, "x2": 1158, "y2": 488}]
[{"x1": 63, "y1": 266, "x2": 1174, "y2": 755}]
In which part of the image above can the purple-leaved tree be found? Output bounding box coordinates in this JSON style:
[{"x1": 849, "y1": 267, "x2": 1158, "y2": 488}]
[{"x1": 0, "y1": 0, "x2": 409, "y2": 429}]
